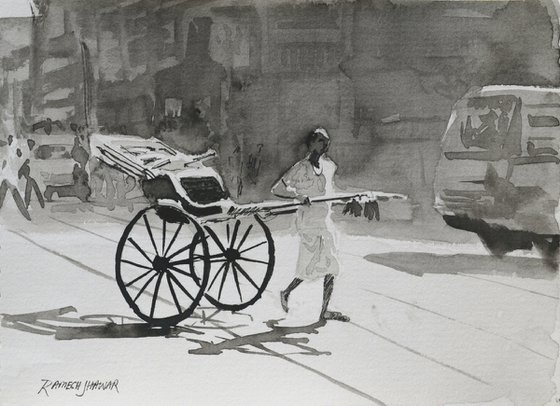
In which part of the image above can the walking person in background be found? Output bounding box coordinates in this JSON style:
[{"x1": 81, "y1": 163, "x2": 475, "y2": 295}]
[
  {"x1": 18, "y1": 139, "x2": 45, "y2": 208},
  {"x1": 18, "y1": 139, "x2": 44, "y2": 209},
  {"x1": 271, "y1": 127, "x2": 350, "y2": 322},
  {"x1": 0, "y1": 135, "x2": 31, "y2": 220},
  {"x1": 18, "y1": 158, "x2": 44, "y2": 209}
]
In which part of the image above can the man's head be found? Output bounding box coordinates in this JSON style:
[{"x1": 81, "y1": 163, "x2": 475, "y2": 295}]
[
  {"x1": 307, "y1": 127, "x2": 330, "y2": 156},
  {"x1": 306, "y1": 127, "x2": 330, "y2": 168}
]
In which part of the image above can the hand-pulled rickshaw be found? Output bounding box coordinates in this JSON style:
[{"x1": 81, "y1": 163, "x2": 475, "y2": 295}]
[{"x1": 90, "y1": 134, "x2": 407, "y2": 327}]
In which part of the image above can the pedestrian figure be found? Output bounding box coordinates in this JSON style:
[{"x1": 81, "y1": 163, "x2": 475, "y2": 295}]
[
  {"x1": 272, "y1": 127, "x2": 350, "y2": 322},
  {"x1": 0, "y1": 135, "x2": 31, "y2": 220},
  {"x1": 17, "y1": 139, "x2": 44, "y2": 209},
  {"x1": 89, "y1": 159, "x2": 135, "y2": 210},
  {"x1": 18, "y1": 158, "x2": 44, "y2": 209},
  {"x1": 71, "y1": 133, "x2": 89, "y2": 166}
]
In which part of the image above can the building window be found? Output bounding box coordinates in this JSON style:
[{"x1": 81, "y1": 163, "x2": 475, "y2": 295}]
[{"x1": 165, "y1": 98, "x2": 182, "y2": 117}]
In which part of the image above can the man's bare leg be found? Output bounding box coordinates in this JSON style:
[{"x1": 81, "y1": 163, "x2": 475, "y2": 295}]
[
  {"x1": 320, "y1": 274, "x2": 349, "y2": 322},
  {"x1": 280, "y1": 278, "x2": 303, "y2": 312},
  {"x1": 11, "y1": 187, "x2": 31, "y2": 221}
]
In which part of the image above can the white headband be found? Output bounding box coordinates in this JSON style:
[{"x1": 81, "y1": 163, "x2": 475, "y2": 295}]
[{"x1": 314, "y1": 127, "x2": 329, "y2": 139}]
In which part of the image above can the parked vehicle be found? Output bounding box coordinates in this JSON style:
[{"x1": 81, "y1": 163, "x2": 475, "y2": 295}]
[
  {"x1": 29, "y1": 134, "x2": 75, "y2": 195},
  {"x1": 434, "y1": 85, "x2": 560, "y2": 266}
]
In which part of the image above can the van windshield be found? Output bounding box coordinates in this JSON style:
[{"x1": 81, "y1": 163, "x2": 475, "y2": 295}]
[
  {"x1": 443, "y1": 94, "x2": 523, "y2": 161},
  {"x1": 459, "y1": 95, "x2": 521, "y2": 154}
]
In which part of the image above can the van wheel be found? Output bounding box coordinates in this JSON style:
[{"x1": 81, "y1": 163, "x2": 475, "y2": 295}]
[
  {"x1": 443, "y1": 215, "x2": 534, "y2": 257},
  {"x1": 532, "y1": 235, "x2": 559, "y2": 270},
  {"x1": 476, "y1": 228, "x2": 533, "y2": 258},
  {"x1": 477, "y1": 232, "x2": 510, "y2": 257}
]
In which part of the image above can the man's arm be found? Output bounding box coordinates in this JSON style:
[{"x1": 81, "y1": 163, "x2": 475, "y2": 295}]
[
  {"x1": 271, "y1": 177, "x2": 296, "y2": 199},
  {"x1": 271, "y1": 162, "x2": 310, "y2": 204}
]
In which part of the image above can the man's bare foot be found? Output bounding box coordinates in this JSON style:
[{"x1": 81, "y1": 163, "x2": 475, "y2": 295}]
[
  {"x1": 320, "y1": 310, "x2": 350, "y2": 322},
  {"x1": 280, "y1": 290, "x2": 290, "y2": 313}
]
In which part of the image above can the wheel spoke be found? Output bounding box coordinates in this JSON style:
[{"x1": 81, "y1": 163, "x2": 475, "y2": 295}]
[
  {"x1": 143, "y1": 215, "x2": 159, "y2": 256},
  {"x1": 218, "y1": 263, "x2": 230, "y2": 301},
  {"x1": 208, "y1": 262, "x2": 227, "y2": 291},
  {"x1": 149, "y1": 273, "x2": 164, "y2": 319},
  {"x1": 164, "y1": 222, "x2": 183, "y2": 256},
  {"x1": 168, "y1": 271, "x2": 196, "y2": 302},
  {"x1": 125, "y1": 268, "x2": 155, "y2": 287},
  {"x1": 133, "y1": 272, "x2": 158, "y2": 302},
  {"x1": 162, "y1": 220, "x2": 166, "y2": 255},
  {"x1": 175, "y1": 252, "x2": 224, "y2": 265},
  {"x1": 226, "y1": 223, "x2": 231, "y2": 243},
  {"x1": 233, "y1": 262, "x2": 260, "y2": 290},
  {"x1": 236, "y1": 224, "x2": 253, "y2": 250},
  {"x1": 167, "y1": 234, "x2": 202, "y2": 261},
  {"x1": 169, "y1": 258, "x2": 193, "y2": 266},
  {"x1": 239, "y1": 240, "x2": 267, "y2": 254},
  {"x1": 239, "y1": 256, "x2": 269, "y2": 265},
  {"x1": 230, "y1": 220, "x2": 241, "y2": 248},
  {"x1": 168, "y1": 265, "x2": 197, "y2": 281},
  {"x1": 166, "y1": 272, "x2": 183, "y2": 314},
  {"x1": 231, "y1": 264, "x2": 243, "y2": 302},
  {"x1": 127, "y1": 237, "x2": 153, "y2": 264},
  {"x1": 121, "y1": 259, "x2": 153, "y2": 270},
  {"x1": 205, "y1": 226, "x2": 227, "y2": 253}
]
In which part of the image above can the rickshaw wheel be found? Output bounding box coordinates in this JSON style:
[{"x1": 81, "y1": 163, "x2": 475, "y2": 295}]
[
  {"x1": 116, "y1": 206, "x2": 210, "y2": 327},
  {"x1": 197, "y1": 215, "x2": 275, "y2": 311}
]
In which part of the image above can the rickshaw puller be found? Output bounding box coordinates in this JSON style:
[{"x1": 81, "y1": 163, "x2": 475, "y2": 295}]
[{"x1": 272, "y1": 127, "x2": 349, "y2": 322}]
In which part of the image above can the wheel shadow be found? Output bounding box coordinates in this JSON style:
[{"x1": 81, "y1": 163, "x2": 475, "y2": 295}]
[
  {"x1": 187, "y1": 319, "x2": 331, "y2": 357},
  {"x1": 364, "y1": 252, "x2": 556, "y2": 279},
  {"x1": 0, "y1": 306, "x2": 246, "y2": 340}
]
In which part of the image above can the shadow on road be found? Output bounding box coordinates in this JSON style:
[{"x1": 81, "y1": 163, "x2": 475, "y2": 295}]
[
  {"x1": 188, "y1": 319, "x2": 330, "y2": 356},
  {"x1": 0, "y1": 306, "x2": 245, "y2": 340},
  {"x1": 364, "y1": 252, "x2": 556, "y2": 279},
  {"x1": 1, "y1": 306, "x2": 331, "y2": 357}
]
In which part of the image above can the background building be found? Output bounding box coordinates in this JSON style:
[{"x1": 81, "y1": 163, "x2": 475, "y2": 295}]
[{"x1": 1, "y1": 0, "x2": 559, "y2": 222}]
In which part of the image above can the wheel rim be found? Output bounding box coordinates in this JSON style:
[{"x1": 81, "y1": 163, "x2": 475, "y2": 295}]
[
  {"x1": 116, "y1": 206, "x2": 209, "y2": 326},
  {"x1": 199, "y1": 215, "x2": 275, "y2": 311}
]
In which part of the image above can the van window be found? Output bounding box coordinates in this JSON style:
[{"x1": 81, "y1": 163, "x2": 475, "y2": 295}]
[{"x1": 527, "y1": 115, "x2": 559, "y2": 127}]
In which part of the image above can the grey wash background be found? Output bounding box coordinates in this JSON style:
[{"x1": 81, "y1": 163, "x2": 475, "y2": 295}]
[{"x1": 1, "y1": 0, "x2": 559, "y2": 405}]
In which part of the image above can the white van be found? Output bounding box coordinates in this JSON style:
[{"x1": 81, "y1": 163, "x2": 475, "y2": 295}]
[
  {"x1": 30, "y1": 133, "x2": 76, "y2": 194},
  {"x1": 434, "y1": 85, "x2": 560, "y2": 265}
]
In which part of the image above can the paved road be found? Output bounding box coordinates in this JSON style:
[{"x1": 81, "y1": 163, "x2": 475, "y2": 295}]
[{"x1": 0, "y1": 202, "x2": 558, "y2": 406}]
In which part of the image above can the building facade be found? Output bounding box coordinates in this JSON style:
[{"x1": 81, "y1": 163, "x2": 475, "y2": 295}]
[{"x1": 1, "y1": 0, "x2": 559, "y2": 220}]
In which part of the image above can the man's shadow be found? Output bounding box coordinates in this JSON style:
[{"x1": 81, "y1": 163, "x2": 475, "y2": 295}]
[{"x1": 188, "y1": 319, "x2": 330, "y2": 357}]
